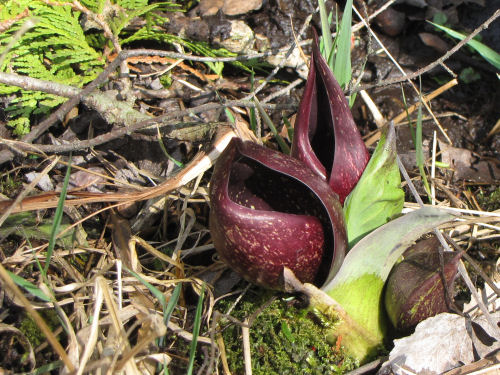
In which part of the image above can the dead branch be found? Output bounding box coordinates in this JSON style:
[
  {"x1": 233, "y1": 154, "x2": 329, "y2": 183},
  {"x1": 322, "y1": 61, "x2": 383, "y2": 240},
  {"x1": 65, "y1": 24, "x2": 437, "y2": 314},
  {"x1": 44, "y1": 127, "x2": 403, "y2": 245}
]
[{"x1": 352, "y1": 8, "x2": 500, "y2": 93}]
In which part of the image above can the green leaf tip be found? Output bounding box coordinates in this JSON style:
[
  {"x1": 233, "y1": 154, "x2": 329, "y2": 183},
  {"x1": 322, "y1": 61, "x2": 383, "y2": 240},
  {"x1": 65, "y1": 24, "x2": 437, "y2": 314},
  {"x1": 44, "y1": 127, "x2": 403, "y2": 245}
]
[{"x1": 343, "y1": 123, "x2": 404, "y2": 248}]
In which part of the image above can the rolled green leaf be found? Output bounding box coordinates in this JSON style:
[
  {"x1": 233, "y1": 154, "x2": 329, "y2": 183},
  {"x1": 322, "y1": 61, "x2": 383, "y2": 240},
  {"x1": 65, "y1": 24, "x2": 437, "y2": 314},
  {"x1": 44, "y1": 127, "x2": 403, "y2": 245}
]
[
  {"x1": 321, "y1": 206, "x2": 456, "y2": 362},
  {"x1": 343, "y1": 123, "x2": 404, "y2": 247}
]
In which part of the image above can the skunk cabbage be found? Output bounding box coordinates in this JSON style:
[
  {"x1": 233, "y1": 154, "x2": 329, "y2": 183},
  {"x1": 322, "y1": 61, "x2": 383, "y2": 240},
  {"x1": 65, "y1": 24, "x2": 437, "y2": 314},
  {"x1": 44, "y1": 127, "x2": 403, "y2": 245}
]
[
  {"x1": 385, "y1": 235, "x2": 463, "y2": 332},
  {"x1": 209, "y1": 138, "x2": 346, "y2": 290},
  {"x1": 315, "y1": 207, "x2": 455, "y2": 362},
  {"x1": 208, "y1": 27, "x2": 458, "y2": 366},
  {"x1": 291, "y1": 30, "x2": 369, "y2": 203}
]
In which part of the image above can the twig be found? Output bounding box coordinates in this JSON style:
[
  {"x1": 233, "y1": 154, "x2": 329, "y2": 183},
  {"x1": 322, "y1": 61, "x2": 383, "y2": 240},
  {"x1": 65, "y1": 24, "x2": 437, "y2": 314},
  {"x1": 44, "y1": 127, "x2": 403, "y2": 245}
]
[
  {"x1": 353, "y1": 8, "x2": 500, "y2": 93},
  {"x1": 242, "y1": 318, "x2": 252, "y2": 375},
  {"x1": 0, "y1": 100, "x2": 291, "y2": 155},
  {"x1": 261, "y1": 78, "x2": 303, "y2": 104},
  {"x1": 0, "y1": 70, "x2": 292, "y2": 164},
  {"x1": 0, "y1": 72, "x2": 81, "y2": 97},
  {"x1": 353, "y1": 5, "x2": 451, "y2": 145},
  {"x1": 365, "y1": 78, "x2": 458, "y2": 146}
]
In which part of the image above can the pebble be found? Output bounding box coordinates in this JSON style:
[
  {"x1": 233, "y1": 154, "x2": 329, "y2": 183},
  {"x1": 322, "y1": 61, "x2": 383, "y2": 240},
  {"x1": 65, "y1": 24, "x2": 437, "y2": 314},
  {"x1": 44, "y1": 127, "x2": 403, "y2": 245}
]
[
  {"x1": 222, "y1": 0, "x2": 263, "y2": 16},
  {"x1": 219, "y1": 20, "x2": 255, "y2": 53},
  {"x1": 375, "y1": 7, "x2": 406, "y2": 37},
  {"x1": 198, "y1": 0, "x2": 263, "y2": 17}
]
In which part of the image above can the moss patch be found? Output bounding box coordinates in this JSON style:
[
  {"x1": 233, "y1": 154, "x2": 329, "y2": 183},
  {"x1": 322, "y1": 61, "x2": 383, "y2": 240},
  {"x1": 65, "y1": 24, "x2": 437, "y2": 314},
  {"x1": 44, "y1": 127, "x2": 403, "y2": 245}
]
[
  {"x1": 477, "y1": 186, "x2": 500, "y2": 211},
  {"x1": 19, "y1": 309, "x2": 60, "y2": 348},
  {"x1": 218, "y1": 289, "x2": 357, "y2": 374}
]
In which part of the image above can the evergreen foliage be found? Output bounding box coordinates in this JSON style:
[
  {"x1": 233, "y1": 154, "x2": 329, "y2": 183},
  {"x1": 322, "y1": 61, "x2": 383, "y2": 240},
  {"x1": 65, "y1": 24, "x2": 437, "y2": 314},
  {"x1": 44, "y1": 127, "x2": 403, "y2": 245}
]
[
  {"x1": 0, "y1": 0, "x2": 178, "y2": 135},
  {"x1": 0, "y1": 0, "x2": 255, "y2": 135},
  {"x1": 0, "y1": 1, "x2": 104, "y2": 135}
]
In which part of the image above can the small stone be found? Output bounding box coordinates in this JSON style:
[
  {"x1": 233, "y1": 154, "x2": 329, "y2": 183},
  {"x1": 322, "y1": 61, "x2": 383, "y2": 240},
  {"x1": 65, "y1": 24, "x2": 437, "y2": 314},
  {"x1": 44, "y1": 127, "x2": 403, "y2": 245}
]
[
  {"x1": 25, "y1": 172, "x2": 54, "y2": 192},
  {"x1": 266, "y1": 47, "x2": 308, "y2": 79},
  {"x1": 149, "y1": 78, "x2": 164, "y2": 91},
  {"x1": 222, "y1": 0, "x2": 262, "y2": 16},
  {"x1": 197, "y1": 0, "x2": 223, "y2": 17},
  {"x1": 219, "y1": 20, "x2": 254, "y2": 53},
  {"x1": 254, "y1": 33, "x2": 270, "y2": 52},
  {"x1": 375, "y1": 7, "x2": 406, "y2": 37}
]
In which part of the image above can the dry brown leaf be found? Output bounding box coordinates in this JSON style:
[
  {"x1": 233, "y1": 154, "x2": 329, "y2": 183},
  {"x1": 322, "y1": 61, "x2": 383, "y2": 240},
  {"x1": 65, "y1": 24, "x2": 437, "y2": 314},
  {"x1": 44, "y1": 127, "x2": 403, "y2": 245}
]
[{"x1": 379, "y1": 312, "x2": 500, "y2": 375}]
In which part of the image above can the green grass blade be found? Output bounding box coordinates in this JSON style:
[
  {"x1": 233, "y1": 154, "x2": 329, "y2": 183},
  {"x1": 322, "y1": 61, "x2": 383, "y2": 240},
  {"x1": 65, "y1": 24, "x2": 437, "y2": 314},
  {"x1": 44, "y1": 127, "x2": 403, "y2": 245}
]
[
  {"x1": 164, "y1": 283, "x2": 181, "y2": 326},
  {"x1": 186, "y1": 283, "x2": 205, "y2": 375},
  {"x1": 254, "y1": 98, "x2": 291, "y2": 154},
  {"x1": 282, "y1": 115, "x2": 294, "y2": 142},
  {"x1": 44, "y1": 154, "x2": 72, "y2": 274},
  {"x1": 416, "y1": 101, "x2": 431, "y2": 199},
  {"x1": 430, "y1": 22, "x2": 500, "y2": 70},
  {"x1": 224, "y1": 108, "x2": 236, "y2": 124},
  {"x1": 159, "y1": 283, "x2": 182, "y2": 347},
  {"x1": 333, "y1": 0, "x2": 353, "y2": 89},
  {"x1": 126, "y1": 268, "x2": 166, "y2": 310},
  {"x1": 401, "y1": 87, "x2": 416, "y2": 143},
  {"x1": 7, "y1": 271, "x2": 51, "y2": 302},
  {"x1": 318, "y1": 0, "x2": 333, "y2": 62},
  {"x1": 249, "y1": 71, "x2": 257, "y2": 133},
  {"x1": 31, "y1": 360, "x2": 63, "y2": 375},
  {"x1": 155, "y1": 125, "x2": 184, "y2": 168}
]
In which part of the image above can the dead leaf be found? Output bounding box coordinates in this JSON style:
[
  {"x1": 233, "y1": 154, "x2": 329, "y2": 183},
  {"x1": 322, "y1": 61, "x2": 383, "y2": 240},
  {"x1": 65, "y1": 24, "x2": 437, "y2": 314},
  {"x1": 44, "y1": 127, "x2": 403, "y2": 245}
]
[
  {"x1": 440, "y1": 142, "x2": 500, "y2": 183},
  {"x1": 379, "y1": 312, "x2": 500, "y2": 375}
]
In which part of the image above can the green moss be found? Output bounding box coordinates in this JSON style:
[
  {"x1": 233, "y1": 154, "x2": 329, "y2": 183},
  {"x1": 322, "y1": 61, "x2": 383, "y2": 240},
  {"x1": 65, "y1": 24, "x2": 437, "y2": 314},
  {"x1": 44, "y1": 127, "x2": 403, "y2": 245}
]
[
  {"x1": 0, "y1": 173, "x2": 22, "y2": 197},
  {"x1": 477, "y1": 187, "x2": 500, "y2": 211},
  {"x1": 218, "y1": 289, "x2": 357, "y2": 375},
  {"x1": 19, "y1": 309, "x2": 60, "y2": 348}
]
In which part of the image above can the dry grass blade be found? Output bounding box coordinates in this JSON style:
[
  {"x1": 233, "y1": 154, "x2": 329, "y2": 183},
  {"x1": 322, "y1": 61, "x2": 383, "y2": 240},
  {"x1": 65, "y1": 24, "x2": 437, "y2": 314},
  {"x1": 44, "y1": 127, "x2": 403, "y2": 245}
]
[
  {"x1": 487, "y1": 118, "x2": 500, "y2": 138},
  {"x1": 242, "y1": 317, "x2": 253, "y2": 375},
  {"x1": 365, "y1": 79, "x2": 458, "y2": 146},
  {"x1": 0, "y1": 128, "x2": 237, "y2": 213},
  {"x1": 97, "y1": 276, "x2": 142, "y2": 374},
  {"x1": 75, "y1": 276, "x2": 103, "y2": 375},
  {"x1": 0, "y1": 261, "x2": 75, "y2": 372}
]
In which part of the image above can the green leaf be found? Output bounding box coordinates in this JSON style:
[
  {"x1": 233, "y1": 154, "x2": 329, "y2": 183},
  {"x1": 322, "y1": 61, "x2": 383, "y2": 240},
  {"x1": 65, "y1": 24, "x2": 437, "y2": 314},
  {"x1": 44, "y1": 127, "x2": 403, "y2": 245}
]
[
  {"x1": 322, "y1": 206, "x2": 456, "y2": 361},
  {"x1": 343, "y1": 124, "x2": 404, "y2": 247},
  {"x1": 187, "y1": 284, "x2": 205, "y2": 375},
  {"x1": 430, "y1": 22, "x2": 500, "y2": 70},
  {"x1": 318, "y1": 0, "x2": 333, "y2": 63},
  {"x1": 44, "y1": 154, "x2": 72, "y2": 274},
  {"x1": 0, "y1": 211, "x2": 81, "y2": 249},
  {"x1": 7, "y1": 271, "x2": 51, "y2": 302},
  {"x1": 333, "y1": 0, "x2": 353, "y2": 89}
]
